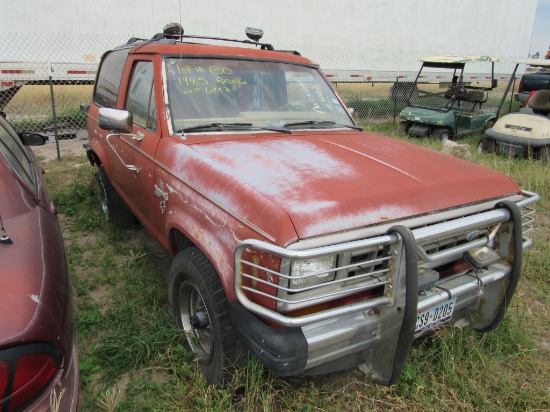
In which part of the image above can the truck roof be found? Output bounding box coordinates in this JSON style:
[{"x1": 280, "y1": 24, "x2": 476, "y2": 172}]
[{"x1": 125, "y1": 40, "x2": 315, "y2": 66}]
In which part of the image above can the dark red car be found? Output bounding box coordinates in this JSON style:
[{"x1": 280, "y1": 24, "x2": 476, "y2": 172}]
[{"x1": 0, "y1": 116, "x2": 79, "y2": 411}]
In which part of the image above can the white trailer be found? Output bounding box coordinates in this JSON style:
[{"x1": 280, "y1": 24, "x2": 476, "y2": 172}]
[{"x1": 0, "y1": 0, "x2": 539, "y2": 109}]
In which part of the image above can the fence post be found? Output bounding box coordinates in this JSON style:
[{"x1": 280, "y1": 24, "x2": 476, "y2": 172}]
[
  {"x1": 393, "y1": 76, "x2": 399, "y2": 124},
  {"x1": 48, "y1": 68, "x2": 60, "y2": 160}
]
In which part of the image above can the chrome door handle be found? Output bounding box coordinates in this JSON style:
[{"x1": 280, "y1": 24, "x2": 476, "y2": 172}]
[{"x1": 132, "y1": 131, "x2": 145, "y2": 141}]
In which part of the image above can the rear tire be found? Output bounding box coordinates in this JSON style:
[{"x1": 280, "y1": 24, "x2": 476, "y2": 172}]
[
  {"x1": 96, "y1": 166, "x2": 136, "y2": 228},
  {"x1": 397, "y1": 121, "x2": 409, "y2": 134},
  {"x1": 432, "y1": 128, "x2": 452, "y2": 142},
  {"x1": 168, "y1": 247, "x2": 243, "y2": 386}
]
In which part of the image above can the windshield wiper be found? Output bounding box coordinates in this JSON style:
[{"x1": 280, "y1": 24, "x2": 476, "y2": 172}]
[
  {"x1": 179, "y1": 122, "x2": 253, "y2": 133},
  {"x1": 178, "y1": 122, "x2": 291, "y2": 134},
  {"x1": 283, "y1": 120, "x2": 363, "y2": 131}
]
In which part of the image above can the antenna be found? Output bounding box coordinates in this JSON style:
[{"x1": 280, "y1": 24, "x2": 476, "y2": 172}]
[{"x1": 0, "y1": 212, "x2": 13, "y2": 245}]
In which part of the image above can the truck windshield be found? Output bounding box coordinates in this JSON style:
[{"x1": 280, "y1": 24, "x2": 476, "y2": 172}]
[{"x1": 164, "y1": 57, "x2": 354, "y2": 134}]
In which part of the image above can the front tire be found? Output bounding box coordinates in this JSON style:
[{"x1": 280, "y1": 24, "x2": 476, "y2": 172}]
[
  {"x1": 478, "y1": 137, "x2": 496, "y2": 154},
  {"x1": 168, "y1": 247, "x2": 242, "y2": 386},
  {"x1": 96, "y1": 166, "x2": 135, "y2": 227}
]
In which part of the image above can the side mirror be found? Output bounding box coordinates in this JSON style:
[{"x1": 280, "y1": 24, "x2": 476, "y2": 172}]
[
  {"x1": 20, "y1": 133, "x2": 47, "y2": 146},
  {"x1": 99, "y1": 108, "x2": 133, "y2": 133},
  {"x1": 492, "y1": 79, "x2": 498, "y2": 89}
]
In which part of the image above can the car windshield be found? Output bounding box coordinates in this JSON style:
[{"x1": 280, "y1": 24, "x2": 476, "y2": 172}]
[{"x1": 164, "y1": 57, "x2": 354, "y2": 134}]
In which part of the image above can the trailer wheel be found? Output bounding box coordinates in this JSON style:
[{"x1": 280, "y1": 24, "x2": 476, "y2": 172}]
[
  {"x1": 390, "y1": 83, "x2": 419, "y2": 104},
  {"x1": 431, "y1": 128, "x2": 452, "y2": 142},
  {"x1": 96, "y1": 166, "x2": 136, "y2": 227},
  {"x1": 168, "y1": 247, "x2": 243, "y2": 386},
  {"x1": 539, "y1": 146, "x2": 550, "y2": 163},
  {"x1": 478, "y1": 137, "x2": 496, "y2": 154}
]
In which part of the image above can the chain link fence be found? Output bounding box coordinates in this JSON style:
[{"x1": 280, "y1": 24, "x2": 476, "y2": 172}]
[{"x1": 0, "y1": 32, "x2": 527, "y2": 139}]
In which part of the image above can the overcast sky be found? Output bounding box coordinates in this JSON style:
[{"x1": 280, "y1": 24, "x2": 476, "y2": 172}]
[{"x1": 530, "y1": 0, "x2": 550, "y2": 56}]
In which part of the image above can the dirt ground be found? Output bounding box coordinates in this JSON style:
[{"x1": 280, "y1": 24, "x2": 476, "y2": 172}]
[{"x1": 32, "y1": 137, "x2": 89, "y2": 162}]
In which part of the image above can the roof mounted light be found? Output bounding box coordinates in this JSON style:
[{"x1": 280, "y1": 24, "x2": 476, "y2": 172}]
[
  {"x1": 245, "y1": 27, "x2": 263, "y2": 42},
  {"x1": 163, "y1": 22, "x2": 184, "y2": 39}
]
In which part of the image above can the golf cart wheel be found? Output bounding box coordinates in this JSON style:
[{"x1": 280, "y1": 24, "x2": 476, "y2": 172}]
[
  {"x1": 478, "y1": 137, "x2": 496, "y2": 154},
  {"x1": 539, "y1": 146, "x2": 550, "y2": 163},
  {"x1": 397, "y1": 121, "x2": 409, "y2": 134},
  {"x1": 483, "y1": 119, "x2": 495, "y2": 131},
  {"x1": 431, "y1": 128, "x2": 452, "y2": 142},
  {"x1": 168, "y1": 247, "x2": 243, "y2": 386}
]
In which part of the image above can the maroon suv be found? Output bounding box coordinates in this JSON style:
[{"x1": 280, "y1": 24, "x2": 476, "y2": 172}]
[{"x1": 0, "y1": 116, "x2": 79, "y2": 411}]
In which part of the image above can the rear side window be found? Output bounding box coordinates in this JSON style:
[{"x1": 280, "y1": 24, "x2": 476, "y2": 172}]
[{"x1": 94, "y1": 48, "x2": 131, "y2": 108}]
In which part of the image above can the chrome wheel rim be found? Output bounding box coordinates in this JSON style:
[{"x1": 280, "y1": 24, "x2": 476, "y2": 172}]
[
  {"x1": 178, "y1": 281, "x2": 212, "y2": 361},
  {"x1": 97, "y1": 176, "x2": 109, "y2": 219}
]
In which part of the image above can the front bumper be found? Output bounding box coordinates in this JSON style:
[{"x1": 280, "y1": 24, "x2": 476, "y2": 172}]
[
  {"x1": 232, "y1": 191, "x2": 539, "y2": 384},
  {"x1": 485, "y1": 128, "x2": 550, "y2": 156}
]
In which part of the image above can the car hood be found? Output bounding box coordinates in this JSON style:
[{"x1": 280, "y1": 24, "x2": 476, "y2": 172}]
[
  {"x1": 0, "y1": 159, "x2": 68, "y2": 345},
  {"x1": 183, "y1": 130, "x2": 520, "y2": 240}
]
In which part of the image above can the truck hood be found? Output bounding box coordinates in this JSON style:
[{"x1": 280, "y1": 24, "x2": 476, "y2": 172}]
[{"x1": 186, "y1": 130, "x2": 520, "y2": 239}]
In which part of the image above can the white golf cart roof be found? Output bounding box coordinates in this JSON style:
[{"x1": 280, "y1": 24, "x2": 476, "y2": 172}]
[
  {"x1": 421, "y1": 55, "x2": 499, "y2": 63},
  {"x1": 514, "y1": 59, "x2": 550, "y2": 68}
]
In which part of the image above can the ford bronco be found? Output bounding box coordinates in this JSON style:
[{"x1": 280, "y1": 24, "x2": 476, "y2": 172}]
[{"x1": 83, "y1": 24, "x2": 539, "y2": 386}]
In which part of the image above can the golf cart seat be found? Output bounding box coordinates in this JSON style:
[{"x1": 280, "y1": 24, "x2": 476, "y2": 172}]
[
  {"x1": 444, "y1": 87, "x2": 487, "y2": 103},
  {"x1": 527, "y1": 89, "x2": 550, "y2": 115},
  {"x1": 444, "y1": 87, "x2": 487, "y2": 110},
  {"x1": 463, "y1": 89, "x2": 488, "y2": 104}
]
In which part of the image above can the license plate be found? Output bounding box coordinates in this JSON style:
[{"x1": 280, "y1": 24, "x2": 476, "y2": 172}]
[{"x1": 415, "y1": 297, "x2": 457, "y2": 336}]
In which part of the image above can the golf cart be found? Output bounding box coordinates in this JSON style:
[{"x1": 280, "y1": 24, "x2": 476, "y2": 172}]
[
  {"x1": 480, "y1": 59, "x2": 550, "y2": 161},
  {"x1": 397, "y1": 55, "x2": 498, "y2": 141}
]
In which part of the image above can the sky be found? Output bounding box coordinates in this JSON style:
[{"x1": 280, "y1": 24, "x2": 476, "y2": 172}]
[{"x1": 530, "y1": 0, "x2": 550, "y2": 57}]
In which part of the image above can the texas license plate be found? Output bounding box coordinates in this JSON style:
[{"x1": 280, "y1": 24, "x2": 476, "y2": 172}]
[{"x1": 415, "y1": 297, "x2": 457, "y2": 336}]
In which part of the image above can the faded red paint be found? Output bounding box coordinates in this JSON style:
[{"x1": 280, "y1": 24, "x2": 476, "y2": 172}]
[{"x1": 185, "y1": 130, "x2": 520, "y2": 239}]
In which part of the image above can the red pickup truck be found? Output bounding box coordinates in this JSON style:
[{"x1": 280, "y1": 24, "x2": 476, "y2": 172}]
[{"x1": 83, "y1": 25, "x2": 539, "y2": 386}]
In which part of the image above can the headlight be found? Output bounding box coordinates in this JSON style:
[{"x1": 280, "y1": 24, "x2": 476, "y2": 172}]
[{"x1": 289, "y1": 255, "x2": 336, "y2": 289}]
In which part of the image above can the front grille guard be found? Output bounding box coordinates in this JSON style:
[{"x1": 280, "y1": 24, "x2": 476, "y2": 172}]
[{"x1": 234, "y1": 191, "x2": 539, "y2": 327}]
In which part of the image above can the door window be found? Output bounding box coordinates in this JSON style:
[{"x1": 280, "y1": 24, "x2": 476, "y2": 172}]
[{"x1": 126, "y1": 61, "x2": 157, "y2": 131}]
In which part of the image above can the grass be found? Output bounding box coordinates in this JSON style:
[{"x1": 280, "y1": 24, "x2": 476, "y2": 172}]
[{"x1": 40, "y1": 124, "x2": 549, "y2": 411}]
